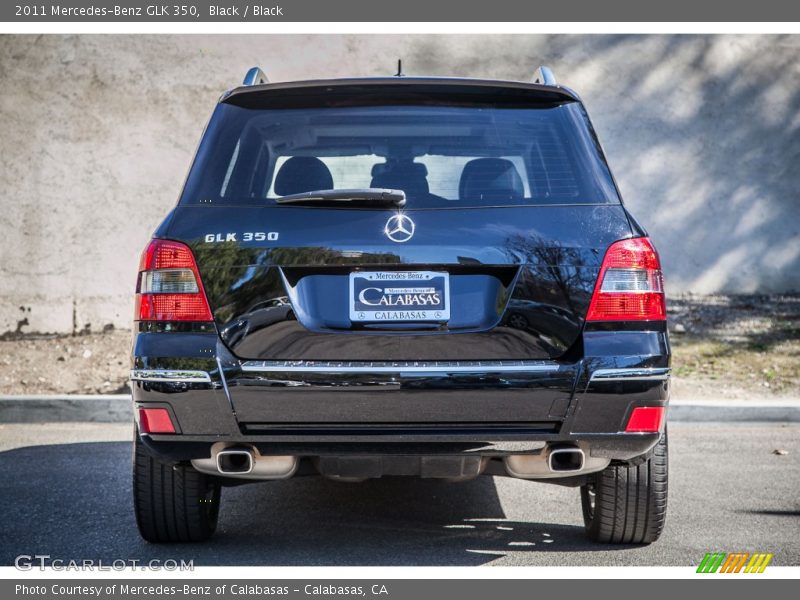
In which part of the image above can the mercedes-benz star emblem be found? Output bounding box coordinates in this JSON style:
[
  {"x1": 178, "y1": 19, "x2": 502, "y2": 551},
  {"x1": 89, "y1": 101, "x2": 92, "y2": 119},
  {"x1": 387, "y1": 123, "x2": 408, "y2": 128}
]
[{"x1": 384, "y1": 214, "x2": 415, "y2": 243}]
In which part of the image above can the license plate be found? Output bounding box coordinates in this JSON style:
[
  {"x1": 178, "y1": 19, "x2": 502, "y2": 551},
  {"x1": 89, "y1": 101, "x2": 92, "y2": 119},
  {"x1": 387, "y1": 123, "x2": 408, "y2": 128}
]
[{"x1": 349, "y1": 271, "x2": 450, "y2": 322}]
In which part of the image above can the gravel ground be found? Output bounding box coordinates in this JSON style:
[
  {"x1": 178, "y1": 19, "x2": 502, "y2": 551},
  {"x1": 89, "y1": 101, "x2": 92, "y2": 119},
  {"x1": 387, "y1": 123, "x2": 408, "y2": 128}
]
[
  {"x1": 668, "y1": 294, "x2": 800, "y2": 400},
  {"x1": 0, "y1": 328, "x2": 130, "y2": 395},
  {"x1": 1, "y1": 294, "x2": 798, "y2": 399}
]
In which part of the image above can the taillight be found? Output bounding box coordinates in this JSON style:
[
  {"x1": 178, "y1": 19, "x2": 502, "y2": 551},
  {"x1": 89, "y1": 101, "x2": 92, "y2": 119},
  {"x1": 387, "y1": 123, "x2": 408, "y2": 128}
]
[
  {"x1": 586, "y1": 237, "x2": 666, "y2": 321},
  {"x1": 135, "y1": 240, "x2": 213, "y2": 321},
  {"x1": 624, "y1": 406, "x2": 666, "y2": 433}
]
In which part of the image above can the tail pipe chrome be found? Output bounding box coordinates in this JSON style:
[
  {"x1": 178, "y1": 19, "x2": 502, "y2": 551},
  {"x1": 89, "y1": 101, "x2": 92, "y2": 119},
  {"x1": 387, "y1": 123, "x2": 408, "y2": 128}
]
[
  {"x1": 216, "y1": 447, "x2": 254, "y2": 474},
  {"x1": 504, "y1": 445, "x2": 608, "y2": 479},
  {"x1": 547, "y1": 447, "x2": 585, "y2": 473},
  {"x1": 191, "y1": 443, "x2": 298, "y2": 480}
]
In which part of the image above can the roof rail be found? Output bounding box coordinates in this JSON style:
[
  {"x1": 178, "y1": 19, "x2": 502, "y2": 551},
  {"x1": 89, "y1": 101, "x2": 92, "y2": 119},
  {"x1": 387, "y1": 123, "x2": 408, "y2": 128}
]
[
  {"x1": 243, "y1": 66, "x2": 269, "y2": 86},
  {"x1": 533, "y1": 66, "x2": 557, "y2": 86}
]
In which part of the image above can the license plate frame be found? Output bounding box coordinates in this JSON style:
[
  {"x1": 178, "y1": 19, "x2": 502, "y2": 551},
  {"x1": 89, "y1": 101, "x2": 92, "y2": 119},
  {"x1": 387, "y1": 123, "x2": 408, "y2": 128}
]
[{"x1": 349, "y1": 271, "x2": 450, "y2": 323}]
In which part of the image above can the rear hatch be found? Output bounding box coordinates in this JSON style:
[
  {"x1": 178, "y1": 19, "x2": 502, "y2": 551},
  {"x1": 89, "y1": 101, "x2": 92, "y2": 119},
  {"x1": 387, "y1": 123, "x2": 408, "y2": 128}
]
[
  {"x1": 164, "y1": 78, "x2": 633, "y2": 427},
  {"x1": 168, "y1": 203, "x2": 632, "y2": 361}
]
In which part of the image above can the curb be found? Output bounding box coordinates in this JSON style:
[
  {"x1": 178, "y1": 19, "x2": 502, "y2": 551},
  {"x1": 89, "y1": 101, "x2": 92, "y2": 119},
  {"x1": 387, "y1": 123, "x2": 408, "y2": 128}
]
[
  {"x1": 668, "y1": 400, "x2": 800, "y2": 423},
  {"x1": 1, "y1": 395, "x2": 799, "y2": 424},
  {"x1": 0, "y1": 395, "x2": 132, "y2": 423}
]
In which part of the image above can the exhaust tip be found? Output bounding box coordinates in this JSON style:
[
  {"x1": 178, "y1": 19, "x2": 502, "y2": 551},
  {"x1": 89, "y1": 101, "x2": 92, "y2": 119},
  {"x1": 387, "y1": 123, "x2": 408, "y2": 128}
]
[
  {"x1": 548, "y1": 447, "x2": 585, "y2": 473},
  {"x1": 216, "y1": 448, "x2": 254, "y2": 474}
]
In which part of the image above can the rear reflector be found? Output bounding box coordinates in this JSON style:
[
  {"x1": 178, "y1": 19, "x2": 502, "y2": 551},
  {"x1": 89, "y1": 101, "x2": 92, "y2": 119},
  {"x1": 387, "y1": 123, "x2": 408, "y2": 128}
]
[
  {"x1": 138, "y1": 408, "x2": 176, "y2": 434},
  {"x1": 624, "y1": 406, "x2": 666, "y2": 433},
  {"x1": 586, "y1": 237, "x2": 666, "y2": 321},
  {"x1": 135, "y1": 240, "x2": 213, "y2": 322}
]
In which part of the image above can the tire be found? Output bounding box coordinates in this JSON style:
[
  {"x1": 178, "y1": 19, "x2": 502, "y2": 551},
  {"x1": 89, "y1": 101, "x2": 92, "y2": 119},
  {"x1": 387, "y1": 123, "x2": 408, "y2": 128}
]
[
  {"x1": 580, "y1": 430, "x2": 668, "y2": 544},
  {"x1": 133, "y1": 432, "x2": 221, "y2": 543}
]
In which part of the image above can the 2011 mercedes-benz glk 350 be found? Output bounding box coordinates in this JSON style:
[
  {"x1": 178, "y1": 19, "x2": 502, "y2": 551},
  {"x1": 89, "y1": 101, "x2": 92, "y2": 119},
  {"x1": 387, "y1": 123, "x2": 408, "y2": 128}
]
[{"x1": 131, "y1": 66, "x2": 670, "y2": 544}]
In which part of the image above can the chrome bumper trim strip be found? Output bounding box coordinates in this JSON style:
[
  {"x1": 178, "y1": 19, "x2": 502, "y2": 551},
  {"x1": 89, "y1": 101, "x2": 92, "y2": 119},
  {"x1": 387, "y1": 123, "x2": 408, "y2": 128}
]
[
  {"x1": 590, "y1": 367, "x2": 671, "y2": 382},
  {"x1": 130, "y1": 369, "x2": 212, "y2": 383},
  {"x1": 241, "y1": 360, "x2": 560, "y2": 374}
]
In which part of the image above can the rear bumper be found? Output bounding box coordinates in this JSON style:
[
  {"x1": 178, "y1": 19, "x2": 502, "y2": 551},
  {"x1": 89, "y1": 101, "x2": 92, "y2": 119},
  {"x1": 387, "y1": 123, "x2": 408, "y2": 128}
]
[
  {"x1": 138, "y1": 432, "x2": 663, "y2": 463},
  {"x1": 132, "y1": 329, "x2": 670, "y2": 466}
]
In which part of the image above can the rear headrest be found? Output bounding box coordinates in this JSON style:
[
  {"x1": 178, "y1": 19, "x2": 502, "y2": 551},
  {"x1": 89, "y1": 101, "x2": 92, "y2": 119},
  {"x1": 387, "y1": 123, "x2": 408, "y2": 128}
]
[
  {"x1": 274, "y1": 157, "x2": 334, "y2": 196},
  {"x1": 459, "y1": 158, "x2": 524, "y2": 202},
  {"x1": 370, "y1": 161, "x2": 429, "y2": 198}
]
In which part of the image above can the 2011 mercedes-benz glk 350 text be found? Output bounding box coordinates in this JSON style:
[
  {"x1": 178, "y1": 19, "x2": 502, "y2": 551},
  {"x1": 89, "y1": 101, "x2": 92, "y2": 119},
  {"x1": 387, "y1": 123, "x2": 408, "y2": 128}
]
[{"x1": 131, "y1": 66, "x2": 670, "y2": 544}]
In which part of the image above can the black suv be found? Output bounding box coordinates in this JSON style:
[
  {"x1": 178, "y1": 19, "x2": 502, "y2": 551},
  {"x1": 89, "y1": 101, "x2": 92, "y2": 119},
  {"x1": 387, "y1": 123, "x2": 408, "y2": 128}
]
[{"x1": 131, "y1": 66, "x2": 670, "y2": 545}]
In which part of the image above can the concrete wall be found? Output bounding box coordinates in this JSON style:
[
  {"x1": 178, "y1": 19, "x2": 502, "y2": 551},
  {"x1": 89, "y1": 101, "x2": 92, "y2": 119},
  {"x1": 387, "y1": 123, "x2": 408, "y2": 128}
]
[{"x1": 1, "y1": 34, "x2": 799, "y2": 334}]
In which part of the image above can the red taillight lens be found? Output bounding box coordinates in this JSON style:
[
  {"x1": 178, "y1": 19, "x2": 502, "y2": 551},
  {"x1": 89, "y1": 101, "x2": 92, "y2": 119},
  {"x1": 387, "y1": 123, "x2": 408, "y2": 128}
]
[
  {"x1": 586, "y1": 237, "x2": 666, "y2": 321},
  {"x1": 624, "y1": 406, "x2": 666, "y2": 433},
  {"x1": 135, "y1": 240, "x2": 212, "y2": 322},
  {"x1": 139, "y1": 240, "x2": 197, "y2": 271},
  {"x1": 138, "y1": 408, "x2": 176, "y2": 434}
]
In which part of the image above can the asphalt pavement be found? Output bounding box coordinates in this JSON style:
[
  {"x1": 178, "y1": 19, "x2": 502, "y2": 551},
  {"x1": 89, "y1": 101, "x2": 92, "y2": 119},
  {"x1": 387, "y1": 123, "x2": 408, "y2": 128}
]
[{"x1": 0, "y1": 421, "x2": 797, "y2": 566}]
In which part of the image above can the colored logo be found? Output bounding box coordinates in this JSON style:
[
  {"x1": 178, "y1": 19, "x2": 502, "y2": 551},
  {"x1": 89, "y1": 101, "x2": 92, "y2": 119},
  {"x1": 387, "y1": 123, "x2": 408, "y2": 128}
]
[{"x1": 697, "y1": 552, "x2": 773, "y2": 573}]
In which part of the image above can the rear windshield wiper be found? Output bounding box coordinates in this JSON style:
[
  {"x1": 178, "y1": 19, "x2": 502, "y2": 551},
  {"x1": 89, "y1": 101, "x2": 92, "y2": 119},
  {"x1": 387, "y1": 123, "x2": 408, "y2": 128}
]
[{"x1": 274, "y1": 188, "x2": 406, "y2": 208}]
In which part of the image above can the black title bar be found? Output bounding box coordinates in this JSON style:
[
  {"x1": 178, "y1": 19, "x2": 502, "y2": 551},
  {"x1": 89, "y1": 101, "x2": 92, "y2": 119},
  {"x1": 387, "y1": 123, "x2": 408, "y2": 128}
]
[{"x1": 3, "y1": 0, "x2": 800, "y2": 22}]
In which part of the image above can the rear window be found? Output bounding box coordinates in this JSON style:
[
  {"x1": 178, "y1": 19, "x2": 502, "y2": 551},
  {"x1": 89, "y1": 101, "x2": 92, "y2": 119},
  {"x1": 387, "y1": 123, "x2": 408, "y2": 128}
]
[{"x1": 181, "y1": 102, "x2": 620, "y2": 208}]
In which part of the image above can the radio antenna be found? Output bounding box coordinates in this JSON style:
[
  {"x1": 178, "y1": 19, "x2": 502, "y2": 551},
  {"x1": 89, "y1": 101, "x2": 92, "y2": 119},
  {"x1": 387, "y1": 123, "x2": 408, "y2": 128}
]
[{"x1": 395, "y1": 59, "x2": 404, "y2": 77}]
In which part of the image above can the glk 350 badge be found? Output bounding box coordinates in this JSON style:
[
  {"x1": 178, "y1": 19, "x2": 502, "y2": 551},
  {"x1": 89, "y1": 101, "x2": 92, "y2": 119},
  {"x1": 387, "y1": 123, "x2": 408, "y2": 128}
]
[{"x1": 204, "y1": 232, "x2": 280, "y2": 243}]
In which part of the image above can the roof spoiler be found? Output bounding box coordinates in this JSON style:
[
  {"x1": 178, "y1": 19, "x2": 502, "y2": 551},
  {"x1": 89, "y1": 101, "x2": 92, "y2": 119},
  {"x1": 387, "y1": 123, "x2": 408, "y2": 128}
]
[
  {"x1": 241, "y1": 65, "x2": 558, "y2": 88},
  {"x1": 223, "y1": 65, "x2": 578, "y2": 107}
]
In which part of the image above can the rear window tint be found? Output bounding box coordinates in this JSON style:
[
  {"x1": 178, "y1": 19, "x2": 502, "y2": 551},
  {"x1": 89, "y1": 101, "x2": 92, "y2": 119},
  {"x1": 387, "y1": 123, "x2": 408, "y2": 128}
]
[{"x1": 182, "y1": 103, "x2": 620, "y2": 208}]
